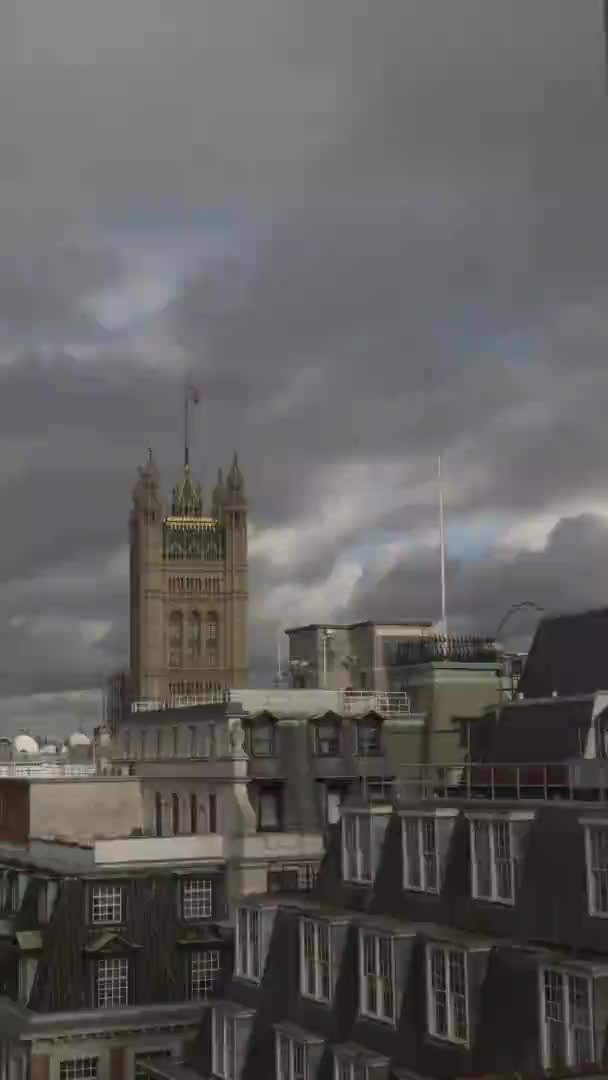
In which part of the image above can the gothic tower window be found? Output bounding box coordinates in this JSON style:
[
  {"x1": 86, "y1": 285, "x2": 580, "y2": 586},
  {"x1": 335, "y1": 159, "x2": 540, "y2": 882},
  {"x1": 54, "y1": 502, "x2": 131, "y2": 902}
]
[
  {"x1": 189, "y1": 611, "x2": 202, "y2": 662},
  {"x1": 169, "y1": 611, "x2": 183, "y2": 667},
  {"x1": 207, "y1": 612, "x2": 219, "y2": 667}
]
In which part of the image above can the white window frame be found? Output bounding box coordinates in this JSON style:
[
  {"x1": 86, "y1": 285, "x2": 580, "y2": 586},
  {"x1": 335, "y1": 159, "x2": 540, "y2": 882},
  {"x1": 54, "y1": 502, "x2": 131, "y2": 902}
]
[
  {"x1": 401, "y1": 815, "x2": 439, "y2": 893},
  {"x1": 59, "y1": 1060, "x2": 98, "y2": 1080},
  {"x1": 300, "y1": 919, "x2": 332, "y2": 1003},
  {"x1": 333, "y1": 1058, "x2": 367, "y2": 1080},
  {"x1": 425, "y1": 944, "x2": 469, "y2": 1046},
  {"x1": 275, "y1": 1032, "x2": 308, "y2": 1080},
  {"x1": 539, "y1": 966, "x2": 595, "y2": 1070},
  {"x1": 342, "y1": 812, "x2": 386, "y2": 884},
  {"x1": 235, "y1": 906, "x2": 262, "y2": 982},
  {"x1": 583, "y1": 821, "x2": 608, "y2": 917},
  {"x1": 91, "y1": 884, "x2": 123, "y2": 925},
  {"x1": 469, "y1": 815, "x2": 516, "y2": 904},
  {"x1": 182, "y1": 878, "x2": 212, "y2": 920},
  {"x1": 358, "y1": 930, "x2": 395, "y2": 1025},
  {"x1": 212, "y1": 1011, "x2": 235, "y2": 1080},
  {"x1": 190, "y1": 948, "x2": 220, "y2": 1000},
  {"x1": 95, "y1": 956, "x2": 129, "y2": 1008}
]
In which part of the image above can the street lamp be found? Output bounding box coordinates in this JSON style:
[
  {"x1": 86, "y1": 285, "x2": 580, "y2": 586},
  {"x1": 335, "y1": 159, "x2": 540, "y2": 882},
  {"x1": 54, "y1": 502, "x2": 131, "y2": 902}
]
[{"x1": 320, "y1": 628, "x2": 335, "y2": 689}]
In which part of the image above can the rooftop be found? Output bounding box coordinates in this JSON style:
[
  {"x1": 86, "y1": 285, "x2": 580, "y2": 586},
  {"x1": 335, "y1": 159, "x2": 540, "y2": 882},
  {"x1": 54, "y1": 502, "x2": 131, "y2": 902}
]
[
  {"x1": 519, "y1": 606, "x2": 608, "y2": 699},
  {"x1": 285, "y1": 620, "x2": 435, "y2": 633},
  {"x1": 130, "y1": 688, "x2": 414, "y2": 718}
]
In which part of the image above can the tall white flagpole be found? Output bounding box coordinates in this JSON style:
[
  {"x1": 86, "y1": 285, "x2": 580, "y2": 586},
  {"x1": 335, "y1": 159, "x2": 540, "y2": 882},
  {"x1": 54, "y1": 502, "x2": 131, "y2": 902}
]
[{"x1": 438, "y1": 455, "x2": 448, "y2": 637}]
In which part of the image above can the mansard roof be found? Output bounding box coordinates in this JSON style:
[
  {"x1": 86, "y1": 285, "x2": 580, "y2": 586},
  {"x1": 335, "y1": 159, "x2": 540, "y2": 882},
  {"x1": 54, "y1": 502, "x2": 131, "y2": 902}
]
[
  {"x1": 519, "y1": 607, "x2": 608, "y2": 699},
  {"x1": 471, "y1": 695, "x2": 597, "y2": 764}
]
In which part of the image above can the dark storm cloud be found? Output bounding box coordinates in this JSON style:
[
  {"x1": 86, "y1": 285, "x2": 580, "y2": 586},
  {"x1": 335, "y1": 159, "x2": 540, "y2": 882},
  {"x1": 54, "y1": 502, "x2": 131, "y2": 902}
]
[
  {"x1": 0, "y1": 1, "x2": 604, "y2": 213},
  {"x1": 345, "y1": 514, "x2": 608, "y2": 649},
  {"x1": 0, "y1": 0, "x2": 607, "y2": 703}
]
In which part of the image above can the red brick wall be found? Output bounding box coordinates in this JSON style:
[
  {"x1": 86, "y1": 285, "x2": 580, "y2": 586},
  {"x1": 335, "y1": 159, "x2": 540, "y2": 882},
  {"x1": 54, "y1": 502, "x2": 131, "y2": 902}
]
[
  {"x1": 0, "y1": 780, "x2": 30, "y2": 845},
  {"x1": 30, "y1": 1055, "x2": 50, "y2": 1080},
  {"x1": 109, "y1": 1048, "x2": 124, "y2": 1080}
]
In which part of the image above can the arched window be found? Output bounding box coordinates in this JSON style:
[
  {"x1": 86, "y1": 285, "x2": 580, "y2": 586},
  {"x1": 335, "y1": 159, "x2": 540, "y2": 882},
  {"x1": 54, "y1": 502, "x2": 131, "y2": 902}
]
[
  {"x1": 172, "y1": 794, "x2": 180, "y2": 835},
  {"x1": 189, "y1": 611, "x2": 202, "y2": 662},
  {"x1": 190, "y1": 794, "x2": 198, "y2": 834},
  {"x1": 168, "y1": 611, "x2": 183, "y2": 667}
]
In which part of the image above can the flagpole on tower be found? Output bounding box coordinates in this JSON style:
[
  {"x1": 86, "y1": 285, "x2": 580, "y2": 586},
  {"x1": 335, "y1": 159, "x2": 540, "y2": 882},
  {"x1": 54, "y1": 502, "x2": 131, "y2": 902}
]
[
  {"x1": 438, "y1": 454, "x2": 448, "y2": 637},
  {"x1": 184, "y1": 383, "x2": 201, "y2": 469},
  {"x1": 184, "y1": 383, "x2": 190, "y2": 468}
]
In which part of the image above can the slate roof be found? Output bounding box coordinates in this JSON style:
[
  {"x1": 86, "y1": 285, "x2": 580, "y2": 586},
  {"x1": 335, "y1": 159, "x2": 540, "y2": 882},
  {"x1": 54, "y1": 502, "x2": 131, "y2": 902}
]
[
  {"x1": 519, "y1": 608, "x2": 608, "y2": 699},
  {"x1": 470, "y1": 696, "x2": 596, "y2": 763}
]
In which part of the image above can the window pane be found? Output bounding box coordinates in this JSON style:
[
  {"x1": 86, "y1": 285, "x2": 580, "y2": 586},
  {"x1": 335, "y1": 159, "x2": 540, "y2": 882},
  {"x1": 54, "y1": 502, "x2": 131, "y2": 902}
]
[
  {"x1": 591, "y1": 828, "x2": 608, "y2": 914},
  {"x1": 493, "y1": 821, "x2": 513, "y2": 900},
  {"x1": 91, "y1": 885, "x2": 122, "y2": 924},
  {"x1": 96, "y1": 957, "x2": 128, "y2": 1008},
  {"x1": 473, "y1": 820, "x2": 492, "y2": 898},
  {"x1": 422, "y1": 819, "x2": 438, "y2": 891},
  {"x1": 59, "y1": 1062, "x2": 98, "y2": 1080},
  {"x1": 404, "y1": 819, "x2": 421, "y2": 888},
  {"x1": 191, "y1": 949, "x2": 220, "y2": 1000},
  {"x1": 183, "y1": 879, "x2": 212, "y2": 919}
]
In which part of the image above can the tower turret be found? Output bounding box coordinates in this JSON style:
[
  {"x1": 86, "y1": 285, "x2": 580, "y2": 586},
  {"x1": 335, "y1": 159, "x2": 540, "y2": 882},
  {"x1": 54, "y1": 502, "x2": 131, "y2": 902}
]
[
  {"x1": 171, "y1": 463, "x2": 203, "y2": 517},
  {"x1": 225, "y1": 452, "x2": 246, "y2": 508},
  {"x1": 224, "y1": 452, "x2": 248, "y2": 686},
  {"x1": 212, "y1": 467, "x2": 226, "y2": 519}
]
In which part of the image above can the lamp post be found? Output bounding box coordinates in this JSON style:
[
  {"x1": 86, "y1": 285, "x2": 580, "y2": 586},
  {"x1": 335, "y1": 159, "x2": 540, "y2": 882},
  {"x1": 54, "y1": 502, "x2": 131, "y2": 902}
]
[{"x1": 343, "y1": 655, "x2": 359, "y2": 691}]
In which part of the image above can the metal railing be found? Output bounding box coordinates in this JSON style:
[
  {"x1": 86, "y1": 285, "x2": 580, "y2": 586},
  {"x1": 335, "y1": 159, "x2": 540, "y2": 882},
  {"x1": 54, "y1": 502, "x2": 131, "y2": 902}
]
[
  {"x1": 131, "y1": 689, "x2": 228, "y2": 712},
  {"x1": 359, "y1": 760, "x2": 608, "y2": 803},
  {"x1": 339, "y1": 690, "x2": 410, "y2": 716},
  {"x1": 0, "y1": 763, "x2": 96, "y2": 778},
  {"x1": 385, "y1": 634, "x2": 500, "y2": 667}
]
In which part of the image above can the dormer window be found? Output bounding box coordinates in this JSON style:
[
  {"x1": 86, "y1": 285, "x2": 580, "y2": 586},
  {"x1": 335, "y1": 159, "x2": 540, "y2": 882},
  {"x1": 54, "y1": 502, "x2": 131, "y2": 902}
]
[
  {"x1": 355, "y1": 718, "x2": 381, "y2": 756},
  {"x1": 401, "y1": 808, "x2": 458, "y2": 895},
  {"x1": 581, "y1": 819, "x2": 608, "y2": 916},
  {"x1": 247, "y1": 716, "x2": 275, "y2": 757},
  {"x1": 91, "y1": 885, "x2": 123, "y2": 926},
  {"x1": 314, "y1": 716, "x2": 341, "y2": 756},
  {"x1": 300, "y1": 919, "x2": 332, "y2": 1003},
  {"x1": 342, "y1": 809, "x2": 390, "y2": 884},
  {"x1": 467, "y1": 810, "x2": 534, "y2": 905}
]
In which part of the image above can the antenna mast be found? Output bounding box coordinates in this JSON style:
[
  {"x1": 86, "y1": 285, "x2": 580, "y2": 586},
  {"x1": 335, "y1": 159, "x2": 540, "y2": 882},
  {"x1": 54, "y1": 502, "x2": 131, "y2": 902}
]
[
  {"x1": 184, "y1": 383, "x2": 190, "y2": 467},
  {"x1": 438, "y1": 455, "x2": 448, "y2": 636}
]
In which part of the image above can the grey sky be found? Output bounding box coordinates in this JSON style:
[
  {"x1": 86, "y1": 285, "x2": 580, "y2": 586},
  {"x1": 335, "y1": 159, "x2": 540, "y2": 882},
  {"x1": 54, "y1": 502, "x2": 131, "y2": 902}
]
[{"x1": 0, "y1": 2, "x2": 606, "y2": 734}]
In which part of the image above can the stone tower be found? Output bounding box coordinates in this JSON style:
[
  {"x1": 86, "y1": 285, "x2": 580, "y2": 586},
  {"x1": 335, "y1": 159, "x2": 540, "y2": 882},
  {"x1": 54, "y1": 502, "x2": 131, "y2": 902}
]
[{"x1": 128, "y1": 449, "x2": 248, "y2": 703}]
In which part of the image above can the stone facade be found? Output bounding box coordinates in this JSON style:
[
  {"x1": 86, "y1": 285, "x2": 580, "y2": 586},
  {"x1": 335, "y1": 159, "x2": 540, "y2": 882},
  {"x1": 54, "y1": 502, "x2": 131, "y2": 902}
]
[{"x1": 128, "y1": 451, "x2": 248, "y2": 704}]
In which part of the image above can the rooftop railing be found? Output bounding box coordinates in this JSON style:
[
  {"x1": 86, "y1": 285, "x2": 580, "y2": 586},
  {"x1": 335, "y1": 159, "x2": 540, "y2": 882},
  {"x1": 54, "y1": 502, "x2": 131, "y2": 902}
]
[
  {"x1": 131, "y1": 689, "x2": 228, "y2": 712},
  {"x1": 338, "y1": 690, "x2": 411, "y2": 716},
  {"x1": 358, "y1": 759, "x2": 608, "y2": 803},
  {"x1": 385, "y1": 634, "x2": 500, "y2": 667},
  {"x1": 0, "y1": 763, "x2": 96, "y2": 778},
  {"x1": 131, "y1": 688, "x2": 411, "y2": 716}
]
